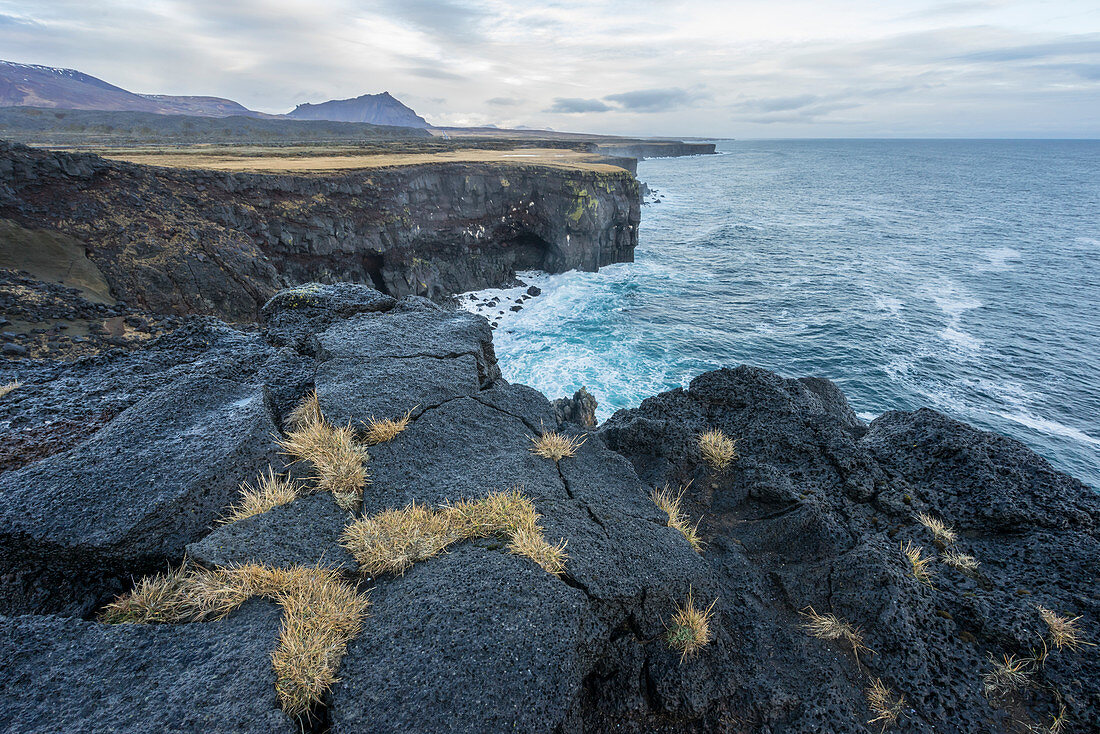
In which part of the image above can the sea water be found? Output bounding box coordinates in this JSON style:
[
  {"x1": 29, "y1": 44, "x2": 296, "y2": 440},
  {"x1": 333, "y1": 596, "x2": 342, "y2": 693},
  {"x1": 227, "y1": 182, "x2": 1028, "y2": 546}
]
[{"x1": 462, "y1": 140, "x2": 1100, "y2": 489}]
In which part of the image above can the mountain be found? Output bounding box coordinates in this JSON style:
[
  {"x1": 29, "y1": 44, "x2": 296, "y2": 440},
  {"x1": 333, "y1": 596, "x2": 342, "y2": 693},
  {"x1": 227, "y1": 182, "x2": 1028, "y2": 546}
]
[
  {"x1": 136, "y1": 94, "x2": 260, "y2": 117},
  {"x1": 0, "y1": 60, "x2": 263, "y2": 117},
  {"x1": 286, "y1": 92, "x2": 429, "y2": 128}
]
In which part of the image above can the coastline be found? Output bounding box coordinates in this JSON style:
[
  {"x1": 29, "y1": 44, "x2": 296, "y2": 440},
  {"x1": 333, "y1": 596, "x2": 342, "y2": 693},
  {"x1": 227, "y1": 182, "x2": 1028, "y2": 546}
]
[{"x1": 0, "y1": 138, "x2": 1096, "y2": 732}]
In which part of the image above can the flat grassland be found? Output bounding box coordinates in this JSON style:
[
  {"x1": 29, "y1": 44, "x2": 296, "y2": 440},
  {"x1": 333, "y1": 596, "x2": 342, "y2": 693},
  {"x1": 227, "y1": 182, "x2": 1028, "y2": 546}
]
[{"x1": 98, "y1": 146, "x2": 629, "y2": 173}]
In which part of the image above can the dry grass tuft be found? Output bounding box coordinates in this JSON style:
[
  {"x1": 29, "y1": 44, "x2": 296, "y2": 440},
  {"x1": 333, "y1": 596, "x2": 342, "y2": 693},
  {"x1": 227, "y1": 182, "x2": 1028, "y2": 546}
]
[
  {"x1": 0, "y1": 380, "x2": 21, "y2": 399},
  {"x1": 362, "y1": 408, "x2": 414, "y2": 445},
  {"x1": 102, "y1": 563, "x2": 370, "y2": 717},
  {"x1": 1037, "y1": 605, "x2": 1094, "y2": 651},
  {"x1": 508, "y1": 524, "x2": 569, "y2": 575},
  {"x1": 99, "y1": 565, "x2": 195, "y2": 624},
  {"x1": 340, "y1": 501, "x2": 456, "y2": 575},
  {"x1": 866, "y1": 678, "x2": 905, "y2": 730},
  {"x1": 942, "y1": 550, "x2": 980, "y2": 574},
  {"x1": 698, "y1": 428, "x2": 737, "y2": 471},
  {"x1": 652, "y1": 484, "x2": 703, "y2": 552},
  {"x1": 341, "y1": 489, "x2": 568, "y2": 576},
  {"x1": 901, "y1": 541, "x2": 935, "y2": 586},
  {"x1": 286, "y1": 391, "x2": 323, "y2": 430},
  {"x1": 221, "y1": 467, "x2": 301, "y2": 524},
  {"x1": 983, "y1": 652, "x2": 1035, "y2": 698},
  {"x1": 1033, "y1": 702, "x2": 1069, "y2": 734},
  {"x1": 800, "y1": 606, "x2": 874, "y2": 665},
  {"x1": 268, "y1": 567, "x2": 370, "y2": 717},
  {"x1": 528, "y1": 429, "x2": 587, "y2": 461},
  {"x1": 278, "y1": 412, "x2": 368, "y2": 512},
  {"x1": 666, "y1": 589, "x2": 717, "y2": 662},
  {"x1": 917, "y1": 512, "x2": 957, "y2": 546}
]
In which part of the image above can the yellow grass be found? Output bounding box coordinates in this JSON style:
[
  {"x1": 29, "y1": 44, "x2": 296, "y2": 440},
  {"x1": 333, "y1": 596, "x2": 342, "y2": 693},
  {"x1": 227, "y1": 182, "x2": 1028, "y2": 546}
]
[
  {"x1": 866, "y1": 678, "x2": 905, "y2": 730},
  {"x1": 99, "y1": 565, "x2": 196, "y2": 624},
  {"x1": 362, "y1": 408, "x2": 414, "y2": 445},
  {"x1": 651, "y1": 484, "x2": 703, "y2": 552},
  {"x1": 1037, "y1": 605, "x2": 1094, "y2": 651},
  {"x1": 278, "y1": 394, "x2": 368, "y2": 511},
  {"x1": 698, "y1": 429, "x2": 737, "y2": 471},
  {"x1": 221, "y1": 467, "x2": 301, "y2": 524},
  {"x1": 101, "y1": 563, "x2": 370, "y2": 717},
  {"x1": 286, "y1": 391, "x2": 323, "y2": 430},
  {"x1": 666, "y1": 589, "x2": 717, "y2": 662},
  {"x1": 0, "y1": 380, "x2": 21, "y2": 398},
  {"x1": 902, "y1": 541, "x2": 935, "y2": 586},
  {"x1": 340, "y1": 489, "x2": 568, "y2": 576},
  {"x1": 917, "y1": 512, "x2": 957, "y2": 546},
  {"x1": 800, "y1": 606, "x2": 874, "y2": 665},
  {"x1": 942, "y1": 550, "x2": 980, "y2": 574},
  {"x1": 101, "y1": 147, "x2": 628, "y2": 173},
  {"x1": 528, "y1": 429, "x2": 587, "y2": 461}
]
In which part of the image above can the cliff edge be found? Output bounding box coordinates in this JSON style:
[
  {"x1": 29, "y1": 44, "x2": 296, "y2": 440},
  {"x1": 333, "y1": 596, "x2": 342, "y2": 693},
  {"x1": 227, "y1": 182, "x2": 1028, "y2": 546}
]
[{"x1": 0, "y1": 141, "x2": 639, "y2": 319}]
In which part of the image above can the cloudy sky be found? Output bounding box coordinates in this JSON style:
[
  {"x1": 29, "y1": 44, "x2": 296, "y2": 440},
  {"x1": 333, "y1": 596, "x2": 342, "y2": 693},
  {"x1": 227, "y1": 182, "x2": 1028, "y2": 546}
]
[{"x1": 1, "y1": 0, "x2": 1098, "y2": 137}]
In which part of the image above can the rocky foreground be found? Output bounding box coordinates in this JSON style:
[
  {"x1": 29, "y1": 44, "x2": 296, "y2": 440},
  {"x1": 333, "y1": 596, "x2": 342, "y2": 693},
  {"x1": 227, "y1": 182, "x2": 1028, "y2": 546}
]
[{"x1": 0, "y1": 283, "x2": 1096, "y2": 733}]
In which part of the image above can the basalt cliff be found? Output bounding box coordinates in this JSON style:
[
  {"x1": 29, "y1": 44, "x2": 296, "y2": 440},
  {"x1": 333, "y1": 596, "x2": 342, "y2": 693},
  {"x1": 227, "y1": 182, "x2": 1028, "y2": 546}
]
[
  {"x1": 0, "y1": 283, "x2": 1096, "y2": 733},
  {"x1": 0, "y1": 140, "x2": 639, "y2": 319}
]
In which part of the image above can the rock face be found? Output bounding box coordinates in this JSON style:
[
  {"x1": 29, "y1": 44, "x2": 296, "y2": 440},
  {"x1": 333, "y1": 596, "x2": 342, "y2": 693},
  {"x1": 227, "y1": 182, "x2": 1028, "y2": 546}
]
[
  {"x1": 0, "y1": 599, "x2": 292, "y2": 733},
  {"x1": 0, "y1": 141, "x2": 640, "y2": 318},
  {"x1": 0, "y1": 285, "x2": 1096, "y2": 733},
  {"x1": 601, "y1": 366, "x2": 1100, "y2": 732}
]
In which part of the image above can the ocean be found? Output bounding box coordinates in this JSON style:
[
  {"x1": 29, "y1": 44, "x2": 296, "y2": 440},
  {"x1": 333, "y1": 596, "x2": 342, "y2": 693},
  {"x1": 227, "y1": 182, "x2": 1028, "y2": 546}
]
[{"x1": 463, "y1": 140, "x2": 1100, "y2": 489}]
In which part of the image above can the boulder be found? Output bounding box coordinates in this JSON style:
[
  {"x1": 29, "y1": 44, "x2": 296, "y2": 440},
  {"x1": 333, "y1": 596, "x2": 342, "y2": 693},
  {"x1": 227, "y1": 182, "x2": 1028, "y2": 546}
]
[
  {"x1": 313, "y1": 309, "x2": 501, "y2": 387},
  {"x1": 330, "y1": 545, "x2": 592, "y2": 733},
  {"x1": 186, "y1": 492, "x2": 356, "y2": 571},
  {"x1": 0, "y1": 599, "x2": 292, "y2": 733},
  {"x1": 0, "y1": 370, "x2": 278, "y2": 615}
]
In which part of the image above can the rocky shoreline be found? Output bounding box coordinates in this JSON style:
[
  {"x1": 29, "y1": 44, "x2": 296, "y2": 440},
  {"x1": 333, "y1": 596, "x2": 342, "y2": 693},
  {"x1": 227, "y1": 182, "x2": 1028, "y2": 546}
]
[
  {"x1": 1, "y1": 282, "x2": 1096, "y2": 733},
  {"x1": 0, "y1": 140, "x2": 640, "y2": 319}
]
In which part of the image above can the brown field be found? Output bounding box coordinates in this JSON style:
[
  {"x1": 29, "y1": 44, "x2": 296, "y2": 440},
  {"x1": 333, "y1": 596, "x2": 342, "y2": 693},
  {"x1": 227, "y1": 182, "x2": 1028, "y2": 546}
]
[{"x1": 99, "y1": 147, "x2": 628, "y2": 173}]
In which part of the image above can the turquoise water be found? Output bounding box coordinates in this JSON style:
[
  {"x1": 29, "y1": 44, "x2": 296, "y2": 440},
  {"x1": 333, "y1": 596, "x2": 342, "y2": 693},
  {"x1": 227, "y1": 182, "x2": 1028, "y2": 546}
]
[{"x1": 465, "y1": 140, "x2": 1100, "y2": 488}]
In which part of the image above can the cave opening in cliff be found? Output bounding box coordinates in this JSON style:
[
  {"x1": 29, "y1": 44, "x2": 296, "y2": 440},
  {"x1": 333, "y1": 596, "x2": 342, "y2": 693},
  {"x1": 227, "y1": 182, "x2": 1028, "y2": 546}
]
[
  {"x1": 362, "y1": 251, "x2": 390, "y2": 295},
  {"x1": 503, "y1": 232, "x2": 552, "y2": 271}
]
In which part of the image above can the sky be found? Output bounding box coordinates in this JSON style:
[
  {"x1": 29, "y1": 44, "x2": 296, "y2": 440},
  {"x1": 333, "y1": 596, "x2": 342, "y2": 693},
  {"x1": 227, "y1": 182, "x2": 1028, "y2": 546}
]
[{"x1": 1, "y1": 0, "x2": 1098, "y2": 137}]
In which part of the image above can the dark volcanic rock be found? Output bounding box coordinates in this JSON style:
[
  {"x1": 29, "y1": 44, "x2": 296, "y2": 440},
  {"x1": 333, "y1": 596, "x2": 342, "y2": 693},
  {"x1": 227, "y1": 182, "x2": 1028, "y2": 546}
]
[
  {"x1": 0, "y1": 599, "x2": 292, "y2": 733},
  {"x1": 601, "y1": 365, "x2": 1100, "y2": 732},
  {"x1": 1, "y1": 285, "x2": 1096, "y2": 733},
  {"x1": 314, "y1": 308, "x2": 501, "y2": 387},
  {"x1": 330, "y1": 545, "x2": 591, "y2": 733},
  {"x1": 0, "y1": 355, "x2": 278, "y2": 616},
  {"x1": 186, "y1": 492, "x2": 356, "y2": 571},
  {"x1": 552, "y1": 386, "x2": 599, "y2": 427}
]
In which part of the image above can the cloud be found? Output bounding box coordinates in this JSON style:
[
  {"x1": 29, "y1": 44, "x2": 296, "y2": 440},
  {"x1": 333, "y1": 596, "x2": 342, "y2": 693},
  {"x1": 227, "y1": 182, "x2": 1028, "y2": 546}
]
[
  {"x1": 734, "y1": 94, "x2": 823, "y2": 113},
  {"x1": 603, "y1": 87, "x2": 705, "y2": 112},
  {"x1": 952, "y1": 36, "x2": 1100, "y2": 63},
  {"x1": 486, "y1": 96, "x2": 523, "y2": 106},
  {"x1": 545, "y1": 97, "x2": 613, "y2": 113},
  {"x1": 896, "y1": 1, "x2": 1003, "y2": 21},
  {"x1": 377, "y1": 0, "x2": 487, "y2": 43},
  {"x1": 405, "y1": 66, "x2": 466, "y2": 81}
]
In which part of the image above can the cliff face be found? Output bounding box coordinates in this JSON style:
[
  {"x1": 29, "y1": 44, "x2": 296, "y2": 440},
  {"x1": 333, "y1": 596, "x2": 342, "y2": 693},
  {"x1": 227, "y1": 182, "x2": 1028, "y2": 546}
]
[
  {"x1": 0, "y1": 141, "x2": 639, "y2": 319},
  {"x1": 596, "y1": 141, "x2": 716, "y2": 159}
]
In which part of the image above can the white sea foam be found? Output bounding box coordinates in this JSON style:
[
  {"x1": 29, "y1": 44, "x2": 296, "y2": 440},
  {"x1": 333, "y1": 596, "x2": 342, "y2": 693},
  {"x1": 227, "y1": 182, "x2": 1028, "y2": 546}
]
[
  {"x1": 980, "y1": 247, "x2": 1022, "y2": 271},
  {"x1": 995, "y1": 411, "x2": 1100, "y2": 447},
  {"x1": 939, "y1": 326, "x2": 983, "y2": 351}
]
